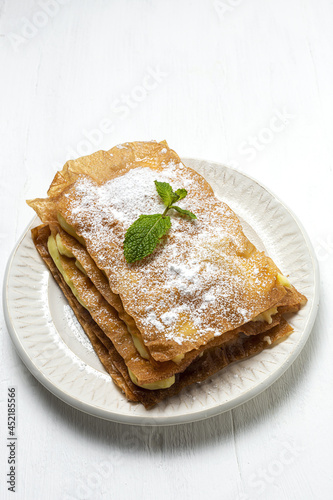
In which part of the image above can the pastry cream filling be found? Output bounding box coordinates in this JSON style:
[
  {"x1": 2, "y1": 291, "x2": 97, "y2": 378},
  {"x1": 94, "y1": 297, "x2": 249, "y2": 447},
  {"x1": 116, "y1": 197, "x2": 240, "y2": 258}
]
[
  {"x1": 57, "y1": 213, "x2": 86, "y2": 246},
  {"x1": 253, "y1": 306, "x2": 278, "y2": 324},
  {"x1": 131, "y1": 333, "x2": 150, "y2": 360},
  {"x1": 47, "y1": 234, "x2": 88, "y2": 309},
  {"x1": 172, "y1": 353, "x2": 185, "y2": 364},
  {"x1": 56, "y1": 233, "x2": 87, "y2": 275},
  {"x1": 56, "y1": 232, "x2": 75, "y2": 258},
  {"x1": 125, "y1": 323, "x2": 150, "y2": 360},
  {"x1": 276, "y1": 273, "x2": 291, "y2": 288},
  {"x1": 128, "y1": 368, "x2": 175, "y2": 390},
  {"x1": 74, "y1": 259, "x2": 87, "y2": 276},
  {"x1": 126, "y1": 327, "x2": 185, "y2": 365}
]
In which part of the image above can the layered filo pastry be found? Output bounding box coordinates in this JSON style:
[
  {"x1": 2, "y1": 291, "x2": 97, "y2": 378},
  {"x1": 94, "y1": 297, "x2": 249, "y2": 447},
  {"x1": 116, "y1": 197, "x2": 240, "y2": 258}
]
[{"x1": 27, "y1": 141, "x2": 306, "y2": 408}]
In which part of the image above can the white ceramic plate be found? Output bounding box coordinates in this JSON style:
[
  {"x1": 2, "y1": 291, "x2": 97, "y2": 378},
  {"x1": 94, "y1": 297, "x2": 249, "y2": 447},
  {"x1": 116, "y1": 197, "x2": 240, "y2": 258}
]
[{"x1": 3, "y1": 160, "x2": 319, "y2": 426}]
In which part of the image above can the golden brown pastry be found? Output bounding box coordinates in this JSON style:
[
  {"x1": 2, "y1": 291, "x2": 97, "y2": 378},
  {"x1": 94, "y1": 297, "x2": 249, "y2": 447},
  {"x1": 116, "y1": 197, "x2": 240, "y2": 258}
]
[{"x1": 27, "y1": 141, "x2": 306, "y2": 407}]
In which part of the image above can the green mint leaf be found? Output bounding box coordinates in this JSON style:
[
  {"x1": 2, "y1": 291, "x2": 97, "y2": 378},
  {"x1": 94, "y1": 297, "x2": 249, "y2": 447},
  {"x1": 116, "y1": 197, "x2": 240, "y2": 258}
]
[
  {"x1": 174, "y1": 188, "x2": 187, "y2": 201},
  {"x1": 124, "y1": 214, "x2": 171, "y2": 263},
  {"x1": 123, "y1": 180, "x2": 196, "y2": 263},
  {"x1": 171, "y1": 206, "x2": 197, "y2": 219},
  {"x1": 154, "y1": 181, "x2": 179, "y2": 207}
]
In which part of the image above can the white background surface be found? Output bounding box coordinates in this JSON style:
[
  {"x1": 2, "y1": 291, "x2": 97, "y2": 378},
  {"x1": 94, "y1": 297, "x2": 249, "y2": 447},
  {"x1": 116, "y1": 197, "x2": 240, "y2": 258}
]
[{"x1": 0, "y1": 1, "x2": 332, "y2": 499}]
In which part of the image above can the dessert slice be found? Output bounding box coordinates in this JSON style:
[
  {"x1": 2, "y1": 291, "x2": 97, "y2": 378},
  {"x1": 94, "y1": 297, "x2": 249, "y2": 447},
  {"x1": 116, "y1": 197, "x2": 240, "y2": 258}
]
[
  {"x1": 26, "y1": 141, "x2": 306, "y2": 407},
  {"x1": 27, "y1": 141, "x2": 299, "y2": 365}
]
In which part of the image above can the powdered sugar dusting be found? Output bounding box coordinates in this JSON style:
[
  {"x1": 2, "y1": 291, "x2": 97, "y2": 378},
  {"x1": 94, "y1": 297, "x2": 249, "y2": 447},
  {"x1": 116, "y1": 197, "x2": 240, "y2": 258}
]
[{"x1": 59, "y1": 159, "x2": 278, "y2": 356}]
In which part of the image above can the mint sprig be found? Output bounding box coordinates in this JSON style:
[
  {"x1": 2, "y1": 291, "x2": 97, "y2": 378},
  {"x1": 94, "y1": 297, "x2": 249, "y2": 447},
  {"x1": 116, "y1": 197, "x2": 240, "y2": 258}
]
[{"x1": 123, "y1": 180, "x2": 196, "y2": 263}]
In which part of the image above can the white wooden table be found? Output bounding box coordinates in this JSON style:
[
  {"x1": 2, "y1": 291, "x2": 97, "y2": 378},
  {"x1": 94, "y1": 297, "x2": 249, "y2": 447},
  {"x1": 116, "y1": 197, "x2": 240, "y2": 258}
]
[{"x1": 1, "y1": 1, "x2": 332, "y2": 499}]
